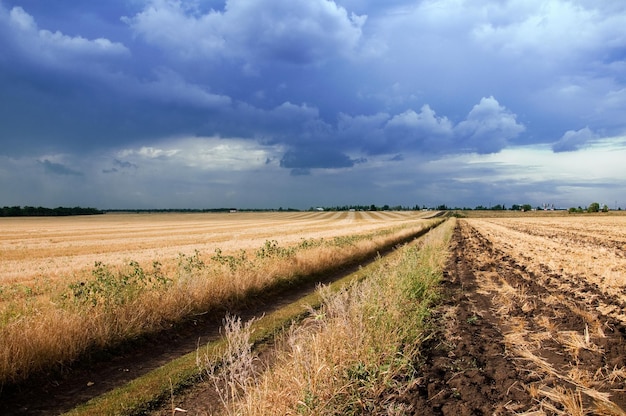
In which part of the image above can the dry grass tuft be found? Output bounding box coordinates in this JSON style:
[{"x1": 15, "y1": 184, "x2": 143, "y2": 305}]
[{"x1": 196, "y1": 314, "x2": 258, "y2": 412}]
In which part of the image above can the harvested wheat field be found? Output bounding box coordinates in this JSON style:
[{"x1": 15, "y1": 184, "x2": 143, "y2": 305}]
[
  {"x1": 0, "y1": 210, "x2": 440, "y2": 414},
  {"x1": 0, "y1": 210, "x2": 430, "y2": 286},
  {"x1": 408, "y1": 214, "x2": 626, "y2": 415}
]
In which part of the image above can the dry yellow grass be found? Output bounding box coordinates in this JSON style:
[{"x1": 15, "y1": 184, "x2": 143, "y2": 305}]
[
  {"x1": 0, "y1": 211, "x2": 435, "y2": 385},
  {"x1": 213, "y1": 218, "x2": 455, "y2": 415}
]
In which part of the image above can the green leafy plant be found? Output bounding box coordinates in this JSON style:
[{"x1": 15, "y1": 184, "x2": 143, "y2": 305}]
[
  {"x1": 67, "y1": 260, "x2": 170, "y2": 309},
  {"x1": 255, "y1": 240, "x2": 295, "y2": 259}
]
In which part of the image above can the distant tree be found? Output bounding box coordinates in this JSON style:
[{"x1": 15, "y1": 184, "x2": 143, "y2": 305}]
[
  {"x1": 602, "y1": 204, "x2": 609, "y2": 212},
  {"x1": 0, "y1": 206, "x2": 102, "y2": 217},
  {"x1": 588, "y1": 202, "x2": 600, "y2": 213}
]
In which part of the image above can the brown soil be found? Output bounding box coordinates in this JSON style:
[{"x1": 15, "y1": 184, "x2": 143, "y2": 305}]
[
  {"x1": 403, "y1": 221, "x2": 626, "y2": 415},
  {"x1": 401, "y1": 222, "x2": 536, "y2": 414}
]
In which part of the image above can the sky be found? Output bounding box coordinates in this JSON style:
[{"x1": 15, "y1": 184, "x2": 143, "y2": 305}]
[{"x1": 1, "y1": 0, "x2": 625, "y2": 210}]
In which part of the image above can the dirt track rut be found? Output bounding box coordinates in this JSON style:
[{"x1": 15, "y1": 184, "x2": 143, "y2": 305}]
[{"x1": 404, "y1": 220, "x2": 626, "y2": 415}]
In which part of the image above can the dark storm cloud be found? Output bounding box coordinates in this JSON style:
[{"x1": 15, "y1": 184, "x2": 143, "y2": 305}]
[{"x1": 0, "y1": 0, "x2": 625, "y2": 209}]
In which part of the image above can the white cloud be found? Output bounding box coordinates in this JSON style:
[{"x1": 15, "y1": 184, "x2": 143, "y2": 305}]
[
  {"x1": 382, "y1": 105, "x2": 454, "y2": 152},
  {"x1": 117, "y1": 136, "x2": 283, "y2": 171},
  {"x1": 8, "y1": 5, "x2": 35, "y2": 30},
  {"x1": 424, "y1": 137, "x2": 626, "y2": 207},
  {"x1": 451, "y1": 139, "x2": 626, "y2": 183},
  {"x1": 337, "y1": 97, "x2": 523, "y2": 156}
]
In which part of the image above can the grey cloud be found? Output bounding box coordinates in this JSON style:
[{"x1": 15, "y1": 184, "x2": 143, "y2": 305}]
[
  {"x1": 38, "y1": 159, "x2": 83, "y2": 176},
  {"x1": 113, "y1": 159, "x2": 137, "y2": 169},
  {"x1": 454, "y1": 96, "x2": 525, "y2": 154},
  {"x1": 1, "y1": 0, "x2": 626, "y2": 210},
  {"x1": 383, "y1": 105, "x2": 454, "y2": 153},
  {"x1": 133, "y1": 68, "x2": 232, "y2": 109},
  {"x1": 279, "y1": 148, "x2": 356, "y2": 171},
  {"x1": 552, "y1": 127, "x2": 598, "y2": 152},
  {"x1": 337, "y1": 112, "x2": 387, "y2": 151},
  {"x1": 1, "y1": 4, "x2": 129, "y2": 69},
  {"x1": 226, "y1": 101, "x2": 328, "y2": 144},
  {"x1": 226, "y1": 0, "x2": 366, "y2": 64},
  {"x1": 103, "y1": 158, "x2": 138, "y2": 173},
  {"x1": 336, "y1": 97, "x2": 523, "y2": 158},
  {"x1": 289, "y1": 168, "x2": 311, "y2": 176},
  {"x1": 124, "y1": 0, "x2": 365, "y2": 65}
]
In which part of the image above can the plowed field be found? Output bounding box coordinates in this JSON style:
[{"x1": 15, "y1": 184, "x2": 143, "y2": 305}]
[{"x1": 411, "y1": 216, "x2": 626, "y2": 414}]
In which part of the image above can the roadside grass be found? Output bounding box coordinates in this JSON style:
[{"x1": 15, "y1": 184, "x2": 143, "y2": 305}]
[
  {"x1": 0, "y1": 219, "x2": 440, "y2": 386},
  {"x1": 62, "y1": 226, "x2": 413, "y2": 416},
  {"x1": 204, "y1": 218, "x2": 455, "y2": 415}
]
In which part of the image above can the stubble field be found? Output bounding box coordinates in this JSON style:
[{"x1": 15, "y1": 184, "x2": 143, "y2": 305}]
[
  {"x1": 0, "y1": 210, "x2": 436, "y2": 392},
  {"x1": 0, "y1": 210, "x2": 430, "y2": 286}
]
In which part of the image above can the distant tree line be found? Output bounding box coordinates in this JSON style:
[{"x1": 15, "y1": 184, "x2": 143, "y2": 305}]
[
  {"x1": 309, "y1": 204, "x2": 422, "y2": 211},
  {"x1": 568, "y1": 202, "x2": 612, "y2": 213},
  {"x1": 104, "y1": 208, "x2": 301, "y2": 213},
  {"x1": 0, "y1": 206, "x2": 104, "y2": 217}
]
